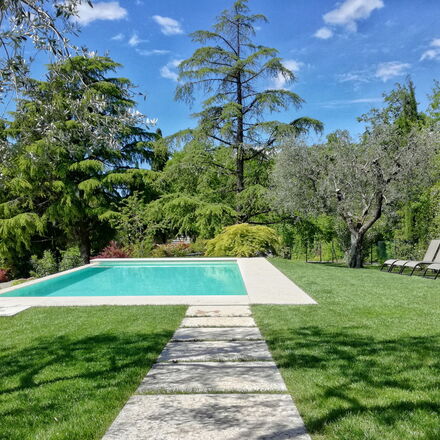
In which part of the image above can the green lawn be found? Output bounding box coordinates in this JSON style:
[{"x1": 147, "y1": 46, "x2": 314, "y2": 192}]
[
  {"x1": 0, "y1": 306, "x2": 186, "y2": 440},
  {"x1": 253, "y1": 260, "x2": 440, "y2": 440}
]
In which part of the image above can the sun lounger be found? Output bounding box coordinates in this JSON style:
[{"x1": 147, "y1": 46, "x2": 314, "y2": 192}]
[
  {"x1": 380, "y1": 259, "x2": 398, "y2": 271},
  {"x1": 387, "y1": 239, "x2": 440, "y2": 275},
  {"x1": 423, "y1": 263, "x2": 440, "y2": 280}
]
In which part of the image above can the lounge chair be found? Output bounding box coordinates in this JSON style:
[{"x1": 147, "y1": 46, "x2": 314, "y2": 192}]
[
  {"x1": 423, "y1": 250, "x2": 440, "y2": 279},
  {"x1": 388, "y1": 239, "x2": 440, "y2": 275},
  {"x1": 423, "y1": 263, "x2": 440, "y2": 280},
  {"x1": 380, "y1": 258, "x2": 398, "y2": 271}
]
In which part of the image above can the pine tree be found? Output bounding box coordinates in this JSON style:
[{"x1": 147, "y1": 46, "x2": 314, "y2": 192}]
[{"x1": 175, "y1": 0, "x2": 322, "y2": 219}]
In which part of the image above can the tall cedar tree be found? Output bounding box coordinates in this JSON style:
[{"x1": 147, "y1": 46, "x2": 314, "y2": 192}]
[
  {"x1": 176, "y1": 0, "x2": 322, "y2": 220},
  {"x1": 1, "y1": 55, "x2": 157, "y2": 264}
]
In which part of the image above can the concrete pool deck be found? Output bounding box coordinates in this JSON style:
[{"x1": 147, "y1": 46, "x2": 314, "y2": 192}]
[{"x1": 0, "y1": 257, "x2": 316, "y2": 308}]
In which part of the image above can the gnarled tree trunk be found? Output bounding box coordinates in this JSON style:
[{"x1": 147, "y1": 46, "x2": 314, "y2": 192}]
[{"x1": 348, "y1": 230, "x2": 365, "y2": 268}]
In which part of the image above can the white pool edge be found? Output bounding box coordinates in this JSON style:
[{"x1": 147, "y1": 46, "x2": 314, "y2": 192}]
[{"x1": 0, "y1": 258, "x2": 316, "y2": 307}]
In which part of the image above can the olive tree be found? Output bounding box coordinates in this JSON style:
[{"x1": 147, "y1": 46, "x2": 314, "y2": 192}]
[
  {"x1": 1, "y1": 0, "x2": 87, "y2": 97},
  {"x1": 272, "y1": 125, "x2": 439, "y2": 268}
]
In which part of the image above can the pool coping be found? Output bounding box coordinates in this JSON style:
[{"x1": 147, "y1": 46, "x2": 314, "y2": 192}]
[{"x1": 0, "y1": 258, "x2": 316, "y2": 307}]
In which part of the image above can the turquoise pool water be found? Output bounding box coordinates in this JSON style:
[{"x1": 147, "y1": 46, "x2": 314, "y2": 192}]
[{"x1": 1, "y1": 260, "x2": 247, "y2": 297}]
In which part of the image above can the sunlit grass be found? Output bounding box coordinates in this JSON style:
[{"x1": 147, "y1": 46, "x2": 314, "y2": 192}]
[
  {"x1": 253, "y1": 260, "x2": 440, "y2": 440},
  {"x1": 0, "y1": 306, "x2": 186, "y2": 440}
]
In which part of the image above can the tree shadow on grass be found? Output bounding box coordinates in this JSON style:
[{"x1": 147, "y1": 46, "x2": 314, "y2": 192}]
[
  {"x1": 0, "y1": 330, "x2": 174, "y2": 439},
  {"x1": 265, "y1": 326, "x2": 440, "y2": 436}
]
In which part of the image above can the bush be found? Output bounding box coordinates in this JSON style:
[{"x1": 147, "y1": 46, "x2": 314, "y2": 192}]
[
  {"x1": 0, "y1": 268, "x2": 10, "y2": 283},
  {"x1": 188, "y1": 239, "x2": 207, "y2": 255},
  {"x1": 129, "y1": 239, "x2": 154, "y2": 258},
  {"x1": 95, "y1": 241, "x2": 131, "y2": 259},
  {"x1": 30, "y1": 250, "x2": 58, "y2": 278},
  {"x1": 205, "y1": 224, "x2": 280, "y2": 257},
  {"x1": 151, "y1": 243, "x2": 191, "y2": 258},
  {"x1": 59, "y1": 247, "x2": 83, "y2": 271}
]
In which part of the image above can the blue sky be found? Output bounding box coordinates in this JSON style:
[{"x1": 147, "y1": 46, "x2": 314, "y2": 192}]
[{"x1": 47, "y1": 0, "x2": 440, "y2": 140}]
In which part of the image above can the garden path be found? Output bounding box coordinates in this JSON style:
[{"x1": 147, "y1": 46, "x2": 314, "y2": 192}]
[{"x1": 102, "y1": 305, "x2": 311, "y2": 439}]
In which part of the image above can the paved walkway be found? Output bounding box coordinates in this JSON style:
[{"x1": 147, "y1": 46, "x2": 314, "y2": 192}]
[{"x1": 102, "y1": 306, "x2": 311, "y2": 440}]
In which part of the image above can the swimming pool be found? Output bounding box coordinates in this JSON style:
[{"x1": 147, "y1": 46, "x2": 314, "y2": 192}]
[{"x1": 1, "y1": 260, "x2": 248, "y2": 297}]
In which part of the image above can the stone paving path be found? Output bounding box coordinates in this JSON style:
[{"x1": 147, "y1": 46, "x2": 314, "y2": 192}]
[
  {"x1": 102, "y1": 306, "x2": 311, "y2": 440},
  {"x1": 0, "y1": 306, "x2": 30, "y2": 317}
]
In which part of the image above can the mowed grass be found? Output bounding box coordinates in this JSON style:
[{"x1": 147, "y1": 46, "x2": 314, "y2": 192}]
[
  {"x1": 253, "y1": 260, "x2": 440, "y2": 440},
  {"x1": 0, "y1": 306, "x2": 186, "y2": 440}
]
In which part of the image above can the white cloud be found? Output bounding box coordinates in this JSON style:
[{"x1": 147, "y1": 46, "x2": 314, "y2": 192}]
[
  {"x1": 420, "y1": 38, "x2": 440, "y2": 61},
  {"x1": 152, "y1": 15, "x2": 184, "y2": 36},
  {"x1": 272, "y1": 60, "x2": 303, "y2": 89},
  {"x1": 320, "y1": 97, "x2": 382, "y2": 108},
  {"x1": 323, "y1": 0, "x2": 384, "y2": 32},
  {"x1": 128, "y1": 33, "x2": 147, "y2": 47},
  {"x1": 74, "y1": 1, "x2": 127, "y2": 26},
  {"x1": 375, "y1": 61, "x2": 410, "y2": 82},
  {"x1": 337, "y1": 71, "x2": 369, "y2": 83},
  {"x1": 111, "y1": 33, "x2": 124, "y2": 41},
  {"x1": 160, "y1": 59, "x2": 183, "y2": 81},
  {"x1": 314, "y1": 27, "x2": 333, "y2": 39},
  {"x1": 314, "y1": 0, "x2": 383, "y2": 38},
  {"x1": 137, "y1": 49, "x2": 171, "y2": 56}
]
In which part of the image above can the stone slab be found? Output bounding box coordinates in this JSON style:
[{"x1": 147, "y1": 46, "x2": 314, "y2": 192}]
[
  {"x1": 0, "y1": 306, "x2": 31, "y2": 317},
  {"x1": 186, "y1": 305, "x2": 251, "y2": 317},
  {"x1": 158, "y1": 341, "x2": 272, "y2": 362},
  {"x1": 181, "y1": 317, "x2": 256, "y2": 327},
  {"x1": 238, "y1": 258, "x2": 317, "y2": 304},
  {"x1": 102, "y1": 394, "x2": 311, "y2": 440},
  {"x1": 137, "y1": 361, "x2": 287, "y2": 393},
  {"x1": 172, "y1": 327, "x2": 262, "y2": 341}
]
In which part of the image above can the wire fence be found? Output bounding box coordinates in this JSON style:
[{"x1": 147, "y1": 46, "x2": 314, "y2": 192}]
[{"x1": 288, "y1": 240, "x2": 427, "y2": 264}]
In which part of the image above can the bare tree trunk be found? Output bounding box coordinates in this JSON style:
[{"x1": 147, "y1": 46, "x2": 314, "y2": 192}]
[{"x1": 348, "y1": 231, "x2": 364, "y2": 268}]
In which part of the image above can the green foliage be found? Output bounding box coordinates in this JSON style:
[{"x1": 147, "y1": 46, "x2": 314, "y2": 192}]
[
  {"x1": 110, "y1": 192, "x2": 152, "y2": 246},
  {"x1": 206, "y1": 223, "x2": 280, "y2": 257},
  {"x1": 151, "y1": 243, "x2": 192, "y2": 258},
  {"x1": 128, "y1": 239, "x2": 155, "y2": 258},
  {"x1": 1, "y1": 55, "x2": 158, "y2": 264},
  {"x1": 427, "y1": 80, "x2": 440, "y2": 123},
  {"x1": 0, "y1": 0, "x2": 83, "y2": 98},
  {"x1": 59, "y1": 247, "x2": 83, "y2": 272},
  {"x1": 143, "y1": 193, "x2": 237, "y2": 242},
  {"x1": 175, "y1": 0, "x2": 322, "y2": 218},
  {"x1": 359, "y1": 77, "x2": 426, "y2": 133},
  {"x1": 30, "y1": 250, "x2": 58, "y2": 278}
]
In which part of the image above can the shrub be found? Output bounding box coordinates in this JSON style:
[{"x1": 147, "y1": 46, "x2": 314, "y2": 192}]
[
  {"x1": 0, "y1": 268, "x2": 10, "y2": 283},
  {"x1": 188, "y1": 239, "x2": 207, "y2": 255},
  {"x1": 95, "y1": 241, "x2": 131, "y2": 259},
  {"x1": 30, "y1": 250, "x2": 58, "y2": 278},
  {"x1": 129, "y1": 239, "x2": 154, "y2": 258},
  {"x1": 59, "y1": 247, "x2": 83, "y2": 271},
  {"x1": 205, "y1": 224, "x2": 280, "y2": 257},
  {"x1": 151, "y1": 243, "x2": 191, "y2": 258}
]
